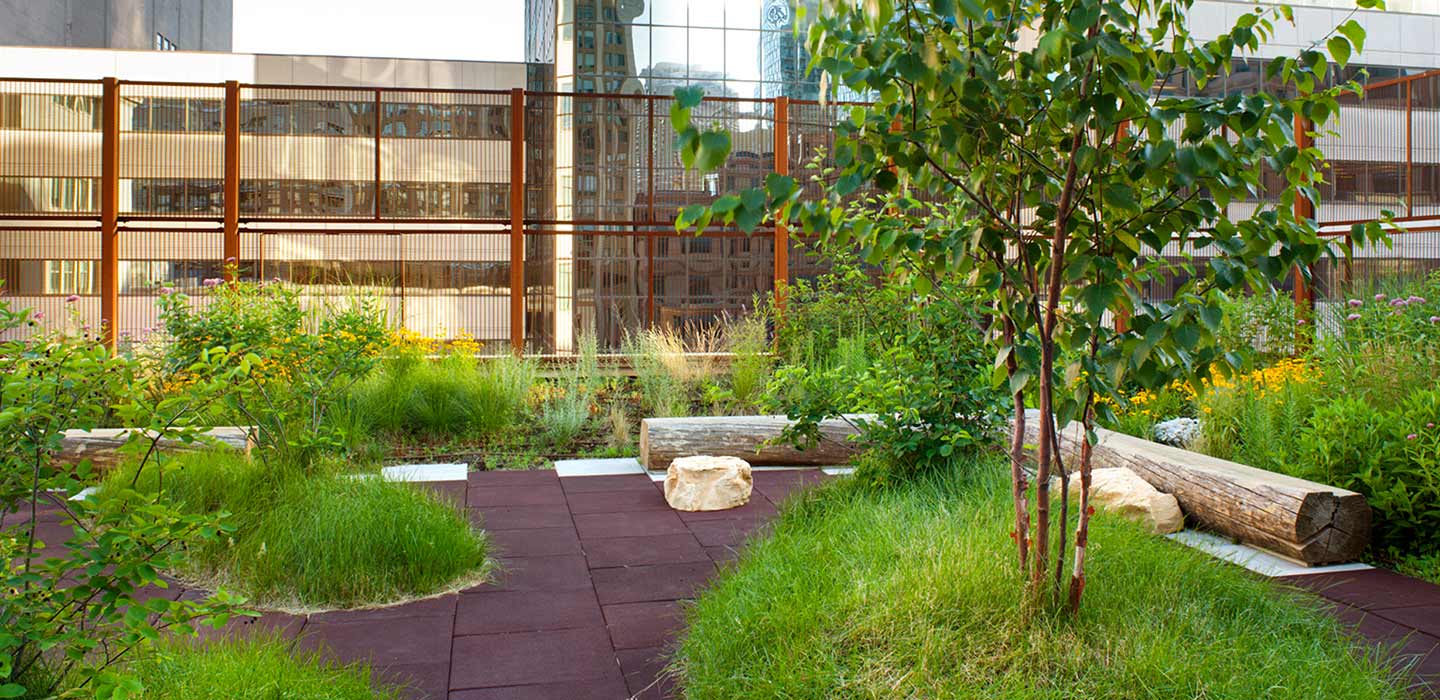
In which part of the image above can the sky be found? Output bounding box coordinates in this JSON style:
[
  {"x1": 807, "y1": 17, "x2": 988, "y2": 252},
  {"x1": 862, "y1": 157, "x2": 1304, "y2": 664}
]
[{"x1": 233, "y1": 1, "x2": 525, "y2": 63}]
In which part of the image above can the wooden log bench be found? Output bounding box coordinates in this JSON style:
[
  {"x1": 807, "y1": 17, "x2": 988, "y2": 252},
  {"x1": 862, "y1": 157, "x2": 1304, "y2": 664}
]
[
  {"x1": 1021, "y1": 410, "x2": 1370, "y2": 565},
  {"x1": 57, "y1": 426, "x2": 254, "y2": 472},
  {"x1": 638, "y1": 415, "x2": 869, "y2": 472}
]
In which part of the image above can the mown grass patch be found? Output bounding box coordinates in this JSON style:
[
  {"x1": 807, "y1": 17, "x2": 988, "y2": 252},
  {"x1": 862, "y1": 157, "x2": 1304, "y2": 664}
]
[{"x1": 125, "y1": 635, "x2": 398, "y2": 699}]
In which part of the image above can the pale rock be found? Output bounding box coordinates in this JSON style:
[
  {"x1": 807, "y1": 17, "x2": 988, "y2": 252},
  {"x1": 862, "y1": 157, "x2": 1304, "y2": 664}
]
[
  {"x1": 1067, "y1": 468, "x2": 1184, "y2": 534},
  {"x1": 664, "y1": 456, "x2": 753, "y2": 511},
  {"x1": 1152, "y1": 417, "x2": 1200, "y2": 447}
]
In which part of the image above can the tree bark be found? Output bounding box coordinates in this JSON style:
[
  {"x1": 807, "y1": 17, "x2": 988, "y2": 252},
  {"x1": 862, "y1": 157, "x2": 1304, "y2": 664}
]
[
  {"x1": 639, "y1": 415, "x2": 867, "y2": 472},
  {"x1": 1022, "y1": 411, "x2": 1371, "y2": 565}
]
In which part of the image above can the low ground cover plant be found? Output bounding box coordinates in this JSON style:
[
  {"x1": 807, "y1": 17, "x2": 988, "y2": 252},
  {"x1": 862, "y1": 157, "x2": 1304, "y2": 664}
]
[{"x1": 677, "y1": 457, "x2": 1404, "y2": 698}]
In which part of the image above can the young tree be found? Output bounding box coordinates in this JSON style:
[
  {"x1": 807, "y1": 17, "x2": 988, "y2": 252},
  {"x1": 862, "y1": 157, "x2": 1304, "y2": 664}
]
[{"x1": 673, "y1": 0, "x2": 1383, "y2": 610}]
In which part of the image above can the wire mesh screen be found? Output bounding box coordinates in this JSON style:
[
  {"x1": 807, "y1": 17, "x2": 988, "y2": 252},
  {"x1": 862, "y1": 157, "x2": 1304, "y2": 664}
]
[
  {"x1": 117, "y1": 83, "x2": 225, "y2": 218},
  {"x1": 1320, "y1": 82, "x2": 1408, "y2": 223},
  {"x1": 0, "y1": 228, "x2": 101, "y2": 339},
  {"x1": 1413, "y1": 74, "x2": 1440, "y2": 219},
  {"x1": 378, "y1": 89, "x2": 512, "y2": 221},
  {"x1": 0, "y1": 80, "x2": 104, "y2": 217},
  {"x1": 239, "y1": 86, "x2": 378, "y2": 219},
  {"x1": 116, "y1": 229, "x2": 225, "y2": 342}
]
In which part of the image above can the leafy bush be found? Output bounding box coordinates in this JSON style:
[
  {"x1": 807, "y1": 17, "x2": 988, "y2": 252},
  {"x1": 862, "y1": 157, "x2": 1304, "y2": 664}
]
[
  {"x1": 1191, "y1": 359, "x2": 1319, "y2": 473},
  {"x1": 677, "y1": 457, "x2": 1402, "y2": 698},
  {"x1": 126, "y1": 635, "x2": 398, "y2": 700},
  {"x1": 1, "y1": 298, "x2": 244, "y2": 698},
  {"x1": 762, "y1": 263, "x2": 1002, "y2": 483}
]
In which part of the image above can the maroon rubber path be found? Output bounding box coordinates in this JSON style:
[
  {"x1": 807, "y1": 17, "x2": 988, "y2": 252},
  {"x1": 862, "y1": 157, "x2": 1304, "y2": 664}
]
[{"x1": 10, "y1": 470, "x2": 1440, "y2": 699}]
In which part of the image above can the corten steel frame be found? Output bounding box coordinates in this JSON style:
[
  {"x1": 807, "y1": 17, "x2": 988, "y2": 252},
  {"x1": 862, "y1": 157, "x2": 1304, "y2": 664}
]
[{"x1": 1, "y1": 73, "x2": 1438, "y2": 352}]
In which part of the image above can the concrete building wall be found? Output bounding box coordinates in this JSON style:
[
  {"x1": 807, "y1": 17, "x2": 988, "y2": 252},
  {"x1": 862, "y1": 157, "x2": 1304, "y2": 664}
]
[{"x1": 0, "y1": 0, "x2": 232, "y2": 51}]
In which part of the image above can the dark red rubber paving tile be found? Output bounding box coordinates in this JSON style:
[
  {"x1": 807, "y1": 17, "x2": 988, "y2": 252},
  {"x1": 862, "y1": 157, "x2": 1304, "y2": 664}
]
[
  {"x1": 573, "y1": 511, "x2": 689, "y2": 540},
  {"x1": 455, "y1": 590, "x2": 604, "y2": 635},
  {"x1": 616, "y1": 646, "x2": 678, "y2": 699},
  {"x1": 449, "y1": 627, "x2": 618, "y2": 689},
  {"x1": 298, "y1": 615, "x2": 453, "y2": 667},
  {"x1": 603, "y1": 600, "x2": 685, "y2": 650},
  {"x1": 582, "y1": 534, "x2": 708, "y2": 569},
  {"x1": 379, "y1": 661, "x2": 451, "y2": 700},
  {"x1": 1374, "y1": 605, "x2": 1440, "y2": 639},
  {"x1": 560, "y1": 474, "x2": 659, "y2": 494},
  {"x1": 418, "y1": 482, "x2": 469, "y2": 511},
  {"x1": 468, "y1": 470, "x2": 560, "y2": 487},
  {"x1": 448, "y1": 676, "x2": 629, "y2": 700},
  {"x1": 705, "y1": 545, "x2": 741, "y2": 566},
  {"x1": 468, "y1": 485, "x2": 568, "y2": 507},
  {"x1": 310, "y1": 595, "x2": 457, "y2": 624},
  {"x1": 471, "y1": 505, "x2": 574, "y2": 531},
  {"x1": 674, "y1": 497, "x2": 778, "y2": 522},
  {"x1": 488, "y1": 527, "x2": 582, "y2": 558},
  {"x1": 751, "y1": 470, "x2": 831, "y2": 502},
  {"x1": 566, "y1": 488, "x2": 671, "y2": 515},
  {"x1": 686, "y1": 518, "x2": 766, "y2": 548},
  {"x1": 1280, "y1": 569, "x2": 1440, "y2": 611},
  {"x1": 471, "y1": 555, "x2": 593, "y2": 593},
  {"x1": 591, "y1": 562, "x2": 716, "y2": 605}
]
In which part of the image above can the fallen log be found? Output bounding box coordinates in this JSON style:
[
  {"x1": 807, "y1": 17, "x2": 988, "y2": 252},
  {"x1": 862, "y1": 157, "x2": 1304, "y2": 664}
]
[
  {"x1": 639, "y1": 415, "x2": 868, "y2": 472},
  {"x1": 1021, "y1": 410, "x2": 1370, "y2": 565},
  {"x1": 57, "y1": 426, "x2": 255, "y2": 472}
]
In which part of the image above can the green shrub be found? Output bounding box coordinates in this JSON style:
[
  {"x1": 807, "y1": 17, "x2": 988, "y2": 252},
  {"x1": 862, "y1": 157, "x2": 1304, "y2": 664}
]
[
  {"x1": 539, "y1": 384, "x2": 593, "y2": 447},
  {"x1": 676, "y1": 459, "x2": 1403, "y2": 699},
  {"x1": 127, "y1": 635, "x2": 398, "y2": 700},
  {"x1": 348, "y1": 352, "x2": 535, "y2": 439},
  {"x1": 761, "y1": 262, "x2": 1002, "y2": 484}
]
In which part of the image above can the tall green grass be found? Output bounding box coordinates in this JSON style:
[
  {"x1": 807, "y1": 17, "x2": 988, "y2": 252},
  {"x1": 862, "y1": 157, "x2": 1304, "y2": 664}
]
[
  {"x1": 126, "y1": 635, "x2": 398, "y2": 700},
  {"x1": 102, "y1": 451, "x2": 489, "y2": 610},
  {"x1": 677, "y1": 458, "x2": 1403, "y2": 699},
  {"x1": 346, "y1": 353, "x2": 535, "y2": 439}
]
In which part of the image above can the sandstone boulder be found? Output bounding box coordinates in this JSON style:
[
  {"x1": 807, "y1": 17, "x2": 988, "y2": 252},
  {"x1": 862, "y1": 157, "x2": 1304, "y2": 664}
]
[
  {"x1": 664, "y1": 456, "x2": 753, "y2": 511},
  {"x1": 1066, "y1": 467, "x2": 1184, "y2": 534}
]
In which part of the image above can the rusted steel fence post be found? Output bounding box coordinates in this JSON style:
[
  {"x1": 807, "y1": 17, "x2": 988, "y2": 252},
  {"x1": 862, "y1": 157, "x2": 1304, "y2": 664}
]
[
  {"x1": 223, "y1": 80, "x2": 240, "y2": 280},
  {"x1": 773, "y1": 97, "x2": 790, "y2": 310},
  {"x1": 100, "y1": 77, "x2": 119, "y2": 352},
  {"x1": 646, "y1": 96, "x2": 657, "y2": 328},
  {"x1": 509, "y1": 88, "x2": 527, "y2": 355}
]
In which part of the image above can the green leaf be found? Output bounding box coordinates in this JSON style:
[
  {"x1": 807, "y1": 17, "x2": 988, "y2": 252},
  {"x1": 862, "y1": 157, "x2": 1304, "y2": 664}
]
[
  {"x1": 0, "y1": 684, "x2": 27, "y2": 699},
  {"x1": 1327, "y1": 36, "x2": 1351, "y2": 68},
  {"x1": 1337, "y1": 19, "x2": 1365, "y2": 55},
  {"x1": 695, "y1": 131, "x2": 732, "y2": 172},
  {"x1": 673, "y1": 85, "x2": 705, "y2": 109},
  {"x1": 1037, "y1": 29, "x2": 1067, "y2": 61}
]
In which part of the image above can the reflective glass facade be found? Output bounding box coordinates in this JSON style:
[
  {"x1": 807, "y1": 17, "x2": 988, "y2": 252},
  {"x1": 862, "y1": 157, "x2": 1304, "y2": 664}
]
[{"x1": 542, "y1": 0, "x2": 819, "y2": 98}]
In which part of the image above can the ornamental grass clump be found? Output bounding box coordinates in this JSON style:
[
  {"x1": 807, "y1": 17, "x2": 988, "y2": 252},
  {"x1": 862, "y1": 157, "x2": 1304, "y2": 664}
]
[{"x1": 347, "y1": 349, "x2": 536, "y2": 440}]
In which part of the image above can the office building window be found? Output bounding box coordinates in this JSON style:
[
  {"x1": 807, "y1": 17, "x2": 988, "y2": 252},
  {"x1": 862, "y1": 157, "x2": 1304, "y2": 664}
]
[
  {"x1": 46, "y1": 261, "x2": 96, "y2": 295},
  {"x1": 154, "y1": 33, "x2": 177, "y2": 51}
]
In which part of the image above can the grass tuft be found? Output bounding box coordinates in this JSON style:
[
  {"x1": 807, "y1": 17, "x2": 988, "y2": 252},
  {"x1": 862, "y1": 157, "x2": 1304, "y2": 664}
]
[
  {"x1": 677, "y1": 458, "x2": 1405, "y2": 699},
  {"x1": 103, "y1": 451, "x2": 489, "y2": 610},
  {"x1": 347, "y1": 353, "x2": 535, "y2": 439},
  {"x1": 126, "y1": 635, "x2": 399, "y2": 699}
]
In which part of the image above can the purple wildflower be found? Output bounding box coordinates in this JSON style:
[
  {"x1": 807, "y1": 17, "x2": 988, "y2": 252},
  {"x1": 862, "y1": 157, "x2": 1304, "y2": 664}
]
[
  {"x1": 1346, "y1": 313, "x2": 1361, "y2": 321},
  {"x1": 1390, "y1": 298, "x2": 1408, "y2": 308},
  {"x1": 1409, "y1": 295, "x2": 1426, "y2": 304},
  {"x1": 1375, "y1": 293, "x2": 1387, "y2": 301},
  {"x1": 1429, "y1": 423, "x2": 1436, "y2": 429},
  {"x1": 1431, "y1": 316, "x2": 1440, "y2": 324},
  {"x1": 1297, "y1": 318, "x2": 1307, "y2": 326},
  {"x1": 1347, "y1": 299, "x2": 1363, "y2": 307},
  {"x1": 1407, "y1": 433, "x2": 1418, "y2": 440},
  {"x1": 31, "y1": 310, "x2": 44, "y2": 321},
  {"x1": 225, "y1": 256, "x2": 237, "y2": 263},
  {"x1": 159, "y1": 286, "x2": 175, "y2": 295},
  {"x1": 202, "y1": 278, "x2": 221, "y2": 288},
  {"x1": 64, "y1": 294, "x2": 79, "y2": 303},
  {"x1": 80, "y1": 324, "x2": 90, "y2": 331}
]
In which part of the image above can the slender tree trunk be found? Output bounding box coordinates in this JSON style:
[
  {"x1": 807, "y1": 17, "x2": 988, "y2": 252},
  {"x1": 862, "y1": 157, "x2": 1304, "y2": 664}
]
[
  {"x1": 1068, "y1": 401, "x2": 1097, "y2": 613},
  {"x1": 1004, "y1": 320, "x2": 1030, "y2": 574}
]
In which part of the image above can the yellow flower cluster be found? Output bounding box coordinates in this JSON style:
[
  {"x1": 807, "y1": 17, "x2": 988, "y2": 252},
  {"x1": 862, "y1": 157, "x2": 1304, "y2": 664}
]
[
  {"x1": 390, "y1": 328, "x2": 439, "y2": 354},
  {"x1": 1204, "y1": 358, "x2": 1314, "y2": 396}
]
